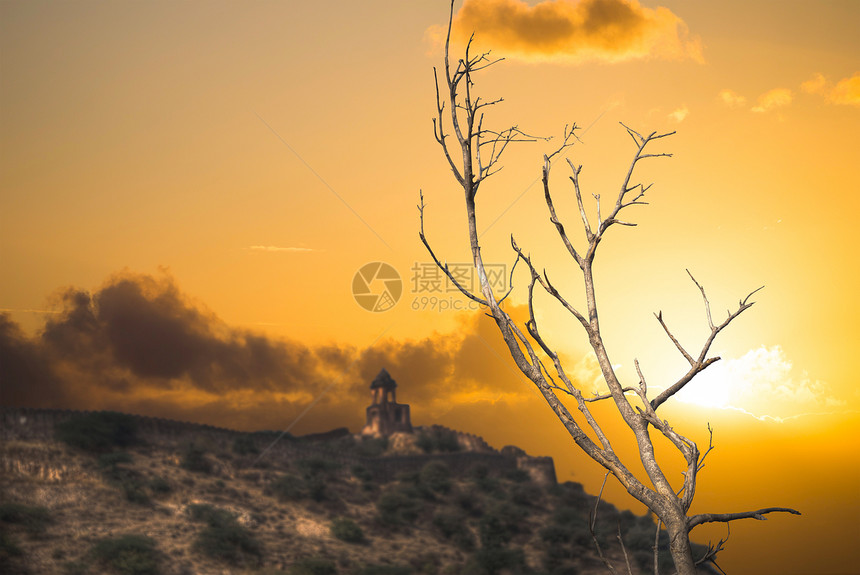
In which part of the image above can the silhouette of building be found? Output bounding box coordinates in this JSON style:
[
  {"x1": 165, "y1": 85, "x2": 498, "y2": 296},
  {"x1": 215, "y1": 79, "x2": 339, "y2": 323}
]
[{"x1": 361, "y1": 368, "x2": 412, "y2": 436}]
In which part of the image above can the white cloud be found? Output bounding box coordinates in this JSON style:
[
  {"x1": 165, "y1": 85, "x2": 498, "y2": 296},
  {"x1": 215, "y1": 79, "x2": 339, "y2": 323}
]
[
  {"x1": 800, "y1": 72, "x2": 860, "y2": 106},
  {"x1": 801, "y1": 73, "x2": 827, "y2": 95},
  {"x1": 676, "y1": 345, "x2": 845, "y2": 421},
  {"x1": 830, "y1": 72, "x2": 860, "y2": 106},
  {"x1": 668, "y1": 106, "x2": 689, "y2": 123},
  {"x1": 751, "y1": 88, "x2": 793, "y2": 113},
  {"x1": 717, "y1": 89, "x2": 746, "y2": 108}
]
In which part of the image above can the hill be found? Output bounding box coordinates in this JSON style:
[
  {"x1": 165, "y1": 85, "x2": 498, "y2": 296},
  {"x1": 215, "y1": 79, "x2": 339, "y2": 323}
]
[{"x1": 0, "y1": 408, "x2": 716, "y2": 574}]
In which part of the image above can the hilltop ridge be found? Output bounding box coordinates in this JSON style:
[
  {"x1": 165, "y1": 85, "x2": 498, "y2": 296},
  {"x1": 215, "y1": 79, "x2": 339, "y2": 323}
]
[
  {"x1": 1, "y1": 407, "x2": 557, "y2": 486},
  {"x1": 0, "y1": 408, "x2": 716, "y2": 575}
]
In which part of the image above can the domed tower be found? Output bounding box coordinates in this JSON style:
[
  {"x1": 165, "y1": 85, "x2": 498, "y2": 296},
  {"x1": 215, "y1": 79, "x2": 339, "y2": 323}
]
[{"x1": 361, "y1": 368, "x2": 412, "y2": 436}]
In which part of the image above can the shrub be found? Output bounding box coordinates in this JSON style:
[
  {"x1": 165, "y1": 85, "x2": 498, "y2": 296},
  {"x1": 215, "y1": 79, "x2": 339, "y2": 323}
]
[
  {"x1": 546, "y1": 508, "x2": 590, "y2": 548},
  {"x1": 0, "y1": 531, "x2": 24, "y2": 575},
  {"x1": 0, "y1": 502, "x2": 52, "y2": 536},
  {"x1": 455, "y1": 489, "x2": 484, "y2": 517},
  {"x1": 296, "y1": 457, "x2": 341, "y2": 502},
  {"x1": 419, "y1": 461, "x2": 451, "y2": 494},
  {"x1": 270, "y1": 474, "x2": 306, "y2": 501},
  {"x1": 186, "y1": 504, "x2": 234, "y2": 527},
  {"x1": 376, "y1": 491, "x2": 422, "y2": 526},
  {"x1": 98, "y1": 451, "x2": 134, "y2": 468},
  {"x1": 509, "y1": 483, "x2": 542, "y2": 507},
  {"x1": 469, "y1": 464, "x2": 489, "y2": 480},
  {"x1": 351, "y1": 465, "x2": 373, "y2": 482},
  {"x1": 180, "y1": 442, "x2": 212, "y2": 474},
  {"x1": 90, "y1": 534, "x2": 161, "y2": 575},
  {"x1": 232, "y1": 435, "x2": 259, "y2": 455},
  {"x1": 188, "y1": 504, "x2": 262, "y2": 566},
  {"x1": 330, "y1": 517, "x2": 365, "y2": 543},
  {"x1": 55, "y1": 411, "x2": 138, "y2": 452},
  {"x1": 467, "y1": 547, "x2": 526, "y2": 575},
  {"x1": 297, "y1": 457, "x2": 341, "y2": 476},
  {"x1": 0, "y1": 530, "x2": 22, "y2": 559},
  {"x1": 539, "y1": 524, "x2": 572, "y2": 545},
  {"x1": 543, "y1": 557, "x2": 580, "y2": 575},
  {"x1": 470, "y1": 470, "x2": 503, "y2": 499},
  {"x1": 121, "y1": 480, "x2": 151, "y2": 505},
  {"x1": 289, "y1": 557, "x2": 337, "y2": 575},
  {"x1": 550, "y1": 482, "x2": 588, "y2": 508},
  {"x1": 356, "y1": 436, "x2": 388, "y2": 457},
  {"x1": 306, "y1": 476, "x2": 328, "y2": 502},
  {"x1": 478, "y1": 514, "x2": 513, "y2": 550},
  {"x1": 358, "y1": 565, "x2": 412, "y2": 575},
  {"x1": 147, "y1": 476, "x2": 172, "y2": 495},
  {"x1": 193, "y1": 522, "x2": 262, "y2": 566},
  {"x1": 487, "y1": 503, "x2": 528, "y2": 536},
  {"x1": 96, "y1": 455, "x2": 150, "y2": 505},
  {"x1": 432, "y1": 509, "x2": 475, "y2": 551},
  {"x1": 63, "y1": 561, "x2": 89, "y2": 575},
  {"x1": 551, "y1": 506, "x2": 587, "y2": 527}
]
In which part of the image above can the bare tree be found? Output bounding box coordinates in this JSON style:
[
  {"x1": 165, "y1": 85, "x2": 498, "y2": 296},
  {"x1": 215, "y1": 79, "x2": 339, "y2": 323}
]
[{"x1": 419, "y1": 2, "x2": 800, "y2": 573}]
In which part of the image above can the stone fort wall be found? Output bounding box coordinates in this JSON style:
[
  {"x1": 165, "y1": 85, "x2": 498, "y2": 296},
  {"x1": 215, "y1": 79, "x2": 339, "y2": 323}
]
[{"x1": 0, "y1": 407, "x2": 556, "y2": 486}]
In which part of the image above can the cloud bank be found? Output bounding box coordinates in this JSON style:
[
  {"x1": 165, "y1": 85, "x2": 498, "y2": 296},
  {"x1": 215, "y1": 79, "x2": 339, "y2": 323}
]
[
  {"x1": 433, "y1": 0, "x2": 703, "y2": 64},
  {"x1": 802, "y1": 72, "x2": 860, "y2": 107},
  {"x1": 0, "y1": 271, "x2": 537, "y2": 434},
  {"x1": 721, "y1": 72, "x2": 860, "y2": 114}
]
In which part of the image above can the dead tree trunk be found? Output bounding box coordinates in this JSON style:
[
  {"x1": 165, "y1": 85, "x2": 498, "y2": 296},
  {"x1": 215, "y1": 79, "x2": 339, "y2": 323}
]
[{"x1": 420, "y1": 2, "x2": 800, "y2": 573}]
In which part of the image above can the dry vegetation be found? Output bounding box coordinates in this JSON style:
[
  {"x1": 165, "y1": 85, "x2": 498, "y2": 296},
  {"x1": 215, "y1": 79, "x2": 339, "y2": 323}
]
[{"x1": 0, "y1": 412, "x2": 714, "y2": 575}]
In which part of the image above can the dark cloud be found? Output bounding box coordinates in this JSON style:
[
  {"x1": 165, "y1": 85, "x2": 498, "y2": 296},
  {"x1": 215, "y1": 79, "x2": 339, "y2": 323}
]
[
  {"x1": 433, "y1": 0, "x2": 703, "y2": 64},
  {"x1": 0, "y1": 271, "x2": 539, "y2": 435},
  {"x1": 0, "y1": 314, "x2": 66, "y2": 407}
]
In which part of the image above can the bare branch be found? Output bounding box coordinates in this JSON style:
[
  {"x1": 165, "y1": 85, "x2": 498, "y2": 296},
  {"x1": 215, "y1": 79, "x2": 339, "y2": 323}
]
[
  {"x1": 655, "y1": 310, "x2": 695, "y2": 365},
  {"x1": 695, "y1": 524, "x2": 729, "y2": 571},
  {"x1": 418, "y1": 191, "x2": 487, "y2": 306},
  {"x1": 585, "y1": 388, "x2": 638, "y2": 402},
  {"x1": 543, "y1": 155, "x2": 585, "y2": 267},
  {"x1": 590, "y1": 472, "x2": 618, "y2": 575},
  {"x1": 565, "y1": 158, "x2": 594, "y2": 240},
  {"x1": 651, "y1": 275, "x2": 764, "y2": 410},
  {"x1": 511, "y1": 235, "x2": 589, "y2": 330},
  {"x1": 697, "y1": 423, "x2": 715, "y2": 474},
  {"x1": 618, "y1": 522, "x2": 634, "y2": 575},
  {"x1": 687, "y1": 269, "x2": 715, "y2": 330},
  {"x1": 433, "y1": 68, "x2": 464, "y2": 187},
  {"x1": 634, "y1": 359, "x2": 648, "y2": 397},
  {"x1": 512, "y1": 238, "x2": 616, "y2": 452},
  {"x1": 588, "y1": 124, "x2": 674, "y2": 257},
  {"x1": 496, "y1": 253, "x2": 520, "y2": 306},
  {"x1": 688, "y1": 507, "x2": 801, "y2": 529}
]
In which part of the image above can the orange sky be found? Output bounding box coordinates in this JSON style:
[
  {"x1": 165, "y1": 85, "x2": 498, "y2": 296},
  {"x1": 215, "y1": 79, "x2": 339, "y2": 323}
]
[{"x1": 2, "y1": 1, "x2": 859, "y2": 573}]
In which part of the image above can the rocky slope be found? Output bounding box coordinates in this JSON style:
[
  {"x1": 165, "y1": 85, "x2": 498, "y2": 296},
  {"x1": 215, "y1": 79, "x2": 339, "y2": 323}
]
[{"x1": 0, "y1": 410, "x2": 714, "y2": 575}]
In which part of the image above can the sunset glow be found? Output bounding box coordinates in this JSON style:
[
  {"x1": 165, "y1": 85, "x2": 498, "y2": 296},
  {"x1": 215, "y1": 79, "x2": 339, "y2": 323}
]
[{"x1": 2, "y1": 1, "x2": 859, "y2": 573}]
